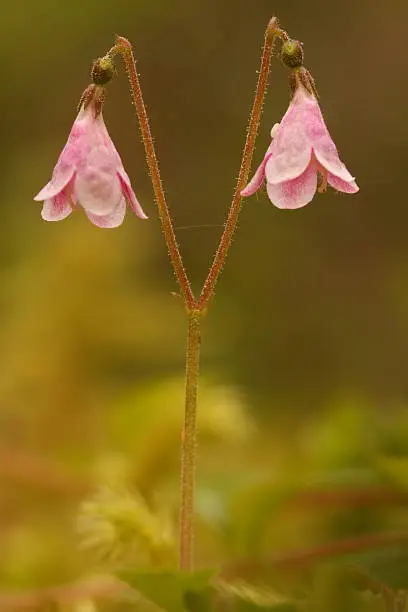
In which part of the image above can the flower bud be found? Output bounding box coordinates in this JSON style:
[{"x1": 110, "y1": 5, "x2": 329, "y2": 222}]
[
  {"x1": 91, "y1": 55, "x2": 115, "y2": 85},
  {"x1": 281, "y1": 39, "x2": 304, "y2": 68}
]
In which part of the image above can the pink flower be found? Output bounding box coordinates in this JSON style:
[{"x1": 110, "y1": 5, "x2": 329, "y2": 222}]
[
  {"x1": 34, "y1": 104, "x2": 147, "y2": 228},
  {"x1": 241, "y1": 86, "x2": 359, "y2": 209}
]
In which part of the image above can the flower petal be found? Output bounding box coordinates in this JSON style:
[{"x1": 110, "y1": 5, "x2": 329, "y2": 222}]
[
  {"x1": 74, "y1": 146, "x2": 122, "y2": 215},
  {"x1": 265, "y1": 144, "x2": 312, "y2": 185},
  {"x1": 263, "y1": 91, "x2": 315, "y2": 184},
  {"x1": 118, "y1": 171, "x2": 148, "y2": 219},
  {"x1": 240, "y1": 154, "x2": 271, "y2": 197},
  {"x1": 328, "y1": 173, "x2": 359, "y2": 194},
  {"x1": 41, "y1": 192, "x2": 73, "y2": 221},
  {"x1": 313, "y1": 143, "x2": 355, "y2": 183},
  {"x1": 266, "y1": 163, "x2": 317, "y2": 209},
  {"x1": 85, "y1": 198, "x2": 126, "y2": 228},
  {"x1": 34, "y1": 165, "x2": 74, "y2": 201}
]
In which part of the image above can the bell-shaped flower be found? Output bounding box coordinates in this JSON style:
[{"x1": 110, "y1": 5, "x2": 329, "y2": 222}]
[
  {"x1": 241, "y1": 85, "x2": 358, "y2": 209},
  {"x1": 34, "y1": 102, "x2": 147, "y2": 227}
]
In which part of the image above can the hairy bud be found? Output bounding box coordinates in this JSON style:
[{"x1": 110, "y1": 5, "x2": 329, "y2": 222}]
[
  {"x1": 281, "y1": 39, "x2": 304, "y2": 68},
  {"x1": 91, "y1": 55, "x2": 115, "y2": 85}
]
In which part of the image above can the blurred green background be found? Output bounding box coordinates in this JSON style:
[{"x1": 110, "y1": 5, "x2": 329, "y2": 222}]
[{"x1": 1, "y1": 0, "x2": 408, "y2": 609}]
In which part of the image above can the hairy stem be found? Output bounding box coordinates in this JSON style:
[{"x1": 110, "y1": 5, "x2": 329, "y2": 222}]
[
  {"x1": 179, "y1": 310, "x2": 201, "y2": 570},
  {"x1": 198, "y1": 17, "x2": 279, "y2": 310},
  {"x1": 114, "y1": 37, "x2": 195, "y2": 309},
  {"x1": 110, "y1": 20, "x2": 282, "y2": 571}
]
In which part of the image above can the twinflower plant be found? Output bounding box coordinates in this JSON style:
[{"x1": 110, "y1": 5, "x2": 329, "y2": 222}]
[{"x1": 34, "y1": 18, "x2": 358, "y2": 577}]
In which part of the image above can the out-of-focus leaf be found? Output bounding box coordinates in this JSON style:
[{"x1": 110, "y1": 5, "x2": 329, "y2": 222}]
[
  {"x1": 184, "y1": 588, "x2": 213, "y2": 612},
  {"x1": 235, "y1": 601, "x2": 299, "y2": 612},
  {"x1": 352, "y1": 544, "x2": 408, "y2": 590},
  {"x1": 215, "y1": 579, "x2": 298, "y2": 611},
  {"x1": 119, "y1": 568, "x2": 215, "y2": 612},
  {"x1": 377, "y1": 456, "x2": 408, "y2": 490},
  {"x1": 227, "y1": 482, "x2": 298, "y2": 555},
  {"x1": 303, "y1": 400, "x2": 377, "y2": 474},
  {"x1": 308, "y1": 563, "x2": 370, "y2": 612},
  {"x1": 77, "y1": 485, "x2": 176, "y2": 566},
  {"x1": 235, "y1": 603, "x2": 298, "y2": 612},
  {"x1": 108, "y1": 378, "x2": 253, "y2": 498}
]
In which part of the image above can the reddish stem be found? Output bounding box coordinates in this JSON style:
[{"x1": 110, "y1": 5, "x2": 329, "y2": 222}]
[
  {"x1": 114, "y1": 37, "x2": 195, "y2": 309},
  {"x1": 198, "y1": 17, "x2": 279, "y2": 310}
]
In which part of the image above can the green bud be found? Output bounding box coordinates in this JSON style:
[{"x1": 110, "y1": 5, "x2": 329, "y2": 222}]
[
  {"x1": 91, "y1": 55, "x2": 115, "y2": 86},
  {"x1": 281, "y1": 39, "x2": 304, "y2": 69}
]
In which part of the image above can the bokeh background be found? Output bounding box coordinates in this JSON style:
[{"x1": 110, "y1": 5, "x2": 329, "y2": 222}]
[{"x1": 1, "y1": 0, "x2": 408, "y2": 609}]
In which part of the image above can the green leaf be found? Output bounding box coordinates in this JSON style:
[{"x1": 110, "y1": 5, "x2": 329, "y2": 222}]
[{"x1": 119, "y1": 568, "x2": 215, "y2": 612}]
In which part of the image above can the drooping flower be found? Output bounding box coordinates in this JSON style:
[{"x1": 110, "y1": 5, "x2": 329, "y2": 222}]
[
  {"x1": 241, "y1": 85, "x2": 359, "y2": 209},
  {"x1": 34, "y1": 92, "x2": 147, "y2": 228}
]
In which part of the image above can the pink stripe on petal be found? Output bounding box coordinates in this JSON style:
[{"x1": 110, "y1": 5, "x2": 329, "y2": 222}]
[
  {"x1": 328, "y1": 173, "x2": 359, "y2": 194},
  {"x1": 85, "y1": 198, "x2": 126, "y2": 228},
  {"x1": 34, "y1": 166, "x2": 74, "y2": 201},
  {"x1": 41, "y1": 193, "x2": 72, "y2": 222},
  {"x1": 118, "y1": 171, "x2": 148, "y2": 219},
  {"x1": 240, "y1": 155, "x2": 270, "y2": 197},
  {"x1": 266, "y1": 164, "x2": 317, "y2": 210}
]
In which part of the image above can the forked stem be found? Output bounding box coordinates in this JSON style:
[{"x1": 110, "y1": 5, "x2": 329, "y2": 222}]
[
  {"x1": 198, "y1": 17, "x2": 279, "y2": 310},
  {"x1": 111, "y1": 18, "x2": 281, "y2": 571}
]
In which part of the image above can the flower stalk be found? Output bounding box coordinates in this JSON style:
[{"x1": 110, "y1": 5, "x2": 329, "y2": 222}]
[
  {"x1": 197, "y1": 17, "x2": 279, "y2": 310},
  {"x1": 113, "y1": 37, "x2": 195, "y2": 309}
]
